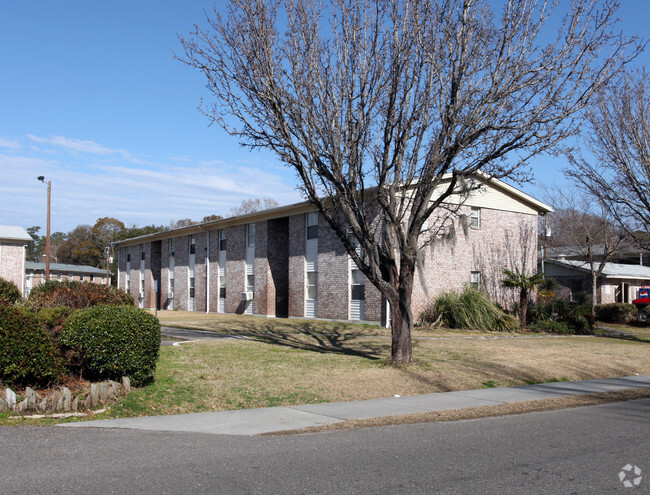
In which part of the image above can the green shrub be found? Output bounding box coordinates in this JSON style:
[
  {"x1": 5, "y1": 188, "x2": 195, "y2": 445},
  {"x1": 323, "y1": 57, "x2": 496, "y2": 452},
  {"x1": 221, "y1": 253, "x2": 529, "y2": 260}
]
[
  {"x1": 594, "y1": 303, "x2": 637, "y2": 324},
  {"x1": 36, "y1": 306, "x2": 73, "y2": 340},
  {"x1": 421, "y1": 288, "x2": 519, "y2": 331},
  {"x1": 0, "y1": 304, "x2": 63, "y2": 387},
  {"x1": 60, "y1": 305, "x2": 161, "y2": 386},
  {"x1": 28, "y1": 280, "x2": 133, "y2": 309},
  {"x1": 0, "y1": 277, "x2": 21, "y2": 305},
  {"x1": 529, "y1": 319, "x2": 572, "y2": 334}
]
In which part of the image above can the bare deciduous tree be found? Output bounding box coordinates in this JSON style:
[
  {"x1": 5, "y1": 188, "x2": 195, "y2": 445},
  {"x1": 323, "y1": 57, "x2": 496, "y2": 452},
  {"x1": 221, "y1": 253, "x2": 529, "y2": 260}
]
[
  {"x1": 179, "y1": 0, "x2": 639, "y2": 363},
  {"x1": 564, "y1": 68, "x2": 650, "y2": 250},
  {"x1": 230, "y1": 197, "x2": 280, "y2": 216}
]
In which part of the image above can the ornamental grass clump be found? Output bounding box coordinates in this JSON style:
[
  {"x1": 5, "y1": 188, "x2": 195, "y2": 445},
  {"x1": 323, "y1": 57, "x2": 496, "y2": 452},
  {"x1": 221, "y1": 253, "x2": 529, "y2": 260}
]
[
  {"x1": 60, "y1": 305, "x2": 161, "y2": 386},
  {"x1": 421, "y1": 288, "x2": 519, "y2": 331}
]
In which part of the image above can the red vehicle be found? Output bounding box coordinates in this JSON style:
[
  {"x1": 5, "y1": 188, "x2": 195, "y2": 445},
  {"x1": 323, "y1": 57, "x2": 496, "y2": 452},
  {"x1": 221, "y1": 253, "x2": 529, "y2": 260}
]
[{"x1": 632, "y1": 287, "x2": 650, "y2": 322}]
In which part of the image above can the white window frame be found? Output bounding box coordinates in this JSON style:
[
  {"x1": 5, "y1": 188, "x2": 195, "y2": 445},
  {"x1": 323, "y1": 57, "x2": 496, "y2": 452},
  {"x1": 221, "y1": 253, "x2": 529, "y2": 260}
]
[{"x1": 470, "y1": 207, "x2": 481, "y2": 228}]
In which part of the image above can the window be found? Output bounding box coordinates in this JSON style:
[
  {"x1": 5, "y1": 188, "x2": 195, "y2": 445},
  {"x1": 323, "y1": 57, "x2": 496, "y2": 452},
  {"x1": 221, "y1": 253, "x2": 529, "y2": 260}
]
[
  {"x1": 189, "y1": 277, "x2": 195, "y2": 298},
  {"x1": 126, "y1": 253, "x2": 131, "y2": 262},
  {"x1": 306, "y1": 272, "x2": 318, "y2": 300},
  {"x1": 351, "y1": 268, "x2": 365, "y2": 300},
  {"x1": 189, "y1": 235, "x2": 196, "y2": 254},
  {"x1": 470, "y1": 271, "x2": 481, "y2": 291},
  {"x1": 169, "y1": 238, "x2": 175, "y2": 256},
  {"x1": 306, "y1": 212, "x2": 318, "y2": 239},
  {"x1": 80, "y1": 274, "x2": 84, "y2": 282},
  {"x1": 247, "y1": 224, "x2": 256, "y2": 247},
  {"x1": 219, "y1": 229, "x2": 227, "y2": 251},
  {"x1": 470, "y1": 207, "x2": 481, "y2": 228},
  {"x1": 219, "y1": 279, "x2": 226, "y2": 299}
]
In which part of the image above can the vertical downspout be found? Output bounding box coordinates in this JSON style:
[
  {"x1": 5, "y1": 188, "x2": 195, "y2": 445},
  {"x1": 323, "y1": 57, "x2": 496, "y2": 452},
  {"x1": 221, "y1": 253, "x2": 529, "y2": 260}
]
[{"x1": 205, "y1": 229, "x2": 210, "y2": 313}]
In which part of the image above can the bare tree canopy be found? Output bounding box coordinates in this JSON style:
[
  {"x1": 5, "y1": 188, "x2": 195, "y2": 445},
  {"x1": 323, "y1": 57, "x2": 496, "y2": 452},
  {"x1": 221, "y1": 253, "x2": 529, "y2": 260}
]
[
  {"x1": 179, "y1": 0, "x2": 640, "y2": 363},
  {"x1": 564, "y1": 68, "x2": 650, "y2": 249},
  {"x1": 230, "y1": 197, "x2": 280, "y2": 216}
]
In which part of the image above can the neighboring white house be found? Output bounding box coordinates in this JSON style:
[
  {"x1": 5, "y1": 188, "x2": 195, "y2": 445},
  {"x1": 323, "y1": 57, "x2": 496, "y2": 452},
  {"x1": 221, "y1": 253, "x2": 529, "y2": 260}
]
[{"x1": 541, "y1": 258, "x2": 650, "y2": 304}]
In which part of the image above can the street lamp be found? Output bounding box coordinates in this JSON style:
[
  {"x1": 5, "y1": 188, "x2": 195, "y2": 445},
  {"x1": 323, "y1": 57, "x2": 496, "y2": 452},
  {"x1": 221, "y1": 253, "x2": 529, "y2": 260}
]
[{"x1": 37, "y1": 176, "x2": 51, "y2": 281}]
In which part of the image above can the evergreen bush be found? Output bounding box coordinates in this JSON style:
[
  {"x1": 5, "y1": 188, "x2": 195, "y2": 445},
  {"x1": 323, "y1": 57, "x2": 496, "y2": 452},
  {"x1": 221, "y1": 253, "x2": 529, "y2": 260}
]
[
  {"x1": 0, "y1": 304, "x2": 63, "y2": 387},
  {"x1": 594, "y1": 303, "x2": 637, "y2": 324},
  {"x1": 60, "y1": 305, "x2": 161, "y2": 386},
  {"x1": 0, "y1": 277, "x2": 21, "y2": 305},
  {"x1": 28, "y1": 280, "x2": 133, "y2": 309}
]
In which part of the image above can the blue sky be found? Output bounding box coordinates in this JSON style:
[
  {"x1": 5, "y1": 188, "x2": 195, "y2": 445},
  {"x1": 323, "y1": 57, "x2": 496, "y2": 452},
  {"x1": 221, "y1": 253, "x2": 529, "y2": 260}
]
[{"x1": 0, "y1": 1, "x2": 648, "y2": 234}]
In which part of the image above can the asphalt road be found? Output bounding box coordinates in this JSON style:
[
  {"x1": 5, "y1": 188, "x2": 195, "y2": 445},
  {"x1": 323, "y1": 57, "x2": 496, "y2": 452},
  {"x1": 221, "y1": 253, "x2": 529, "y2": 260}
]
[{"x1": 1, "y1": 398, "x2": 647, "y2": 494}]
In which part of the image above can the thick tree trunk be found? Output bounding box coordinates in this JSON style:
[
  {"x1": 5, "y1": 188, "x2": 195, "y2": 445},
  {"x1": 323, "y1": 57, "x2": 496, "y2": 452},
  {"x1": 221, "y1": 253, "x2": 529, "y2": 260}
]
[
  {"x1": 591, "y1": 273, "x2": 598, "y2": 316},
  {"x1": 389, "y1": 259, "x2": 415, "y2": 364},
  {"x1": 519, "y1": 290, "x2": 528, "y2": 329}
]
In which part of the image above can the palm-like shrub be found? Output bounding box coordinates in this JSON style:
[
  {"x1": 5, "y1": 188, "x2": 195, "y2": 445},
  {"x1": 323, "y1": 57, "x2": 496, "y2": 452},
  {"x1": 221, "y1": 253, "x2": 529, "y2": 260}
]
[
  {"x1": 501, "y1": 268, "x2": 545, "y2": 329},
  {"x1": 421, "y1": 288, "x2": 518, "y2": 331}
]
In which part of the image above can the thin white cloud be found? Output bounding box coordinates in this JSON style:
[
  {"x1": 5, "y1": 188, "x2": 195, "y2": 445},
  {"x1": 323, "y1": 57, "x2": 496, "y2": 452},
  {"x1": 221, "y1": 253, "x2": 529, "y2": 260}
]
[
  {"x1": 0, "y1": 137, "x2": 21, "y2": 150},
  {"x1": 26, "y1": 134, "x2": 150, "y2": 165}
]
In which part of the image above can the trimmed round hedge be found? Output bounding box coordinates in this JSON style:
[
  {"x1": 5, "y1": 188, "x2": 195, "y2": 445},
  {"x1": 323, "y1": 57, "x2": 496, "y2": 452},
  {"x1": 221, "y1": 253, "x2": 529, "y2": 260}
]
[
  {"x1": 0, "y1": 304, "x2": 63, "y2": 387},
  {"x1": 0, "y1": 277, "x2": 21, "y2": 305},
  {"x1": 60, "y1": 305, "x2": 161, "y2": 386}
]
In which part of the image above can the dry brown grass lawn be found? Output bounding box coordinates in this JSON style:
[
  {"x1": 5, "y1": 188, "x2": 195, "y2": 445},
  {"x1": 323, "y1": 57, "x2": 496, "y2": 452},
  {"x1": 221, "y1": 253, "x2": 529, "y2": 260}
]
[{"x1": 147, "y1": 311, "x2": 649, "y2": 413}]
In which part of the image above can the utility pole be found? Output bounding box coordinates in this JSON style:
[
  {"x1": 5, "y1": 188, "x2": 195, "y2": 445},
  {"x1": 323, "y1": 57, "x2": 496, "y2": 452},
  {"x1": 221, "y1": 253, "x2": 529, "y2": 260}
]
[{"x1": 37, "y1": 176, "x2": 51, "y2": 281}]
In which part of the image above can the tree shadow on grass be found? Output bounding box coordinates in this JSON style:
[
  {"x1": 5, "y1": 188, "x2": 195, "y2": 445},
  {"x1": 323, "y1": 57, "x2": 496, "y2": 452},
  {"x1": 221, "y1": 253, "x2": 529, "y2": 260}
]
[{"x1": 237, "y1": 321, "x2": 387, "y2": 360}]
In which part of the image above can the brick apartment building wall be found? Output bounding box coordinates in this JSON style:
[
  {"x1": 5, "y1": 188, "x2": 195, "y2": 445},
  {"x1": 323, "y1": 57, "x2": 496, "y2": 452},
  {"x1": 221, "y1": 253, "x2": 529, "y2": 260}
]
[
  {"x1": 317, "y1": 214, "x2": 350, "y2": 320},
  {"x1": 115, "y1": 196, "x2": 542, "y2": 324},
  {"x1": 0, "y1": 242, "x2": 25, "y2": 292},
  {"x1": 288, "y1": 214, "x2": 306, "y2": 318},
  {"x1": 226, "y1": 224, "x2": 246, "y2": 314},
  {"x1": 410, "y1": 206, "x2": 537, "y2": 317}
]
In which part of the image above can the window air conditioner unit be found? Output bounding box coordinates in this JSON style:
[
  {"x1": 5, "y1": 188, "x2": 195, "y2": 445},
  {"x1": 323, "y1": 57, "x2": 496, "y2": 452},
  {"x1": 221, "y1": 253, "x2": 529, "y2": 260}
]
[
  {"x1": 241, "y1": 291, "x2": 254, "y2": 301},
  {"x1": 167, "y1": 292, "x2": 174, "y2": 299}
]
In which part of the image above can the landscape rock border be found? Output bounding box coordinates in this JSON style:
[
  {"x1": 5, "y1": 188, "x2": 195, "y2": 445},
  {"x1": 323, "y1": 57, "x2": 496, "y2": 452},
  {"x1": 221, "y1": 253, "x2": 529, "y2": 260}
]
[{"x1": 0, "y1": 376, "x2": 131, "y2": 414}]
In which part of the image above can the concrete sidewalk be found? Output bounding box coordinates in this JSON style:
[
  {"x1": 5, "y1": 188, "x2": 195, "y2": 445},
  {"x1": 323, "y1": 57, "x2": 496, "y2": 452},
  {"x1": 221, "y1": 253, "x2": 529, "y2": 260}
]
[{"x1": 61, "y1": 375, "x2": 650, "y2": 436}]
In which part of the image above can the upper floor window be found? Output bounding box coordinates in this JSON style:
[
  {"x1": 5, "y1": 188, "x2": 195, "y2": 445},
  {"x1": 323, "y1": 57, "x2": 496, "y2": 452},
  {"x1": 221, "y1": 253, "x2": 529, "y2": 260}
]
[
  {"x1": 219, "y1": 229, "x2": 227, "y2": 251},
  {"x1": 470, "y1": 207, "x2": 481, "y2": 228},
  {"x1": 169, "y1": 238, "x2": 175, "y2": 256},
  {"x1": 306, "y1": 212, "x2": 318, "y2": 239},
  {"x1": 247, "y1": 224, "x2": 256, "y2": 248},
  {"x1": 189, "y1": 235, "x2": 196, "y2": 254}
]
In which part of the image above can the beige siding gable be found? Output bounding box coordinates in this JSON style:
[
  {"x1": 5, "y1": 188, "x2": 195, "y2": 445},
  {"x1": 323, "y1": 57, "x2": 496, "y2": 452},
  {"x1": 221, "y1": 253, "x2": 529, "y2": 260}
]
[{"x1": 464, "y1": 185, "x2": 538, "y2": 215}]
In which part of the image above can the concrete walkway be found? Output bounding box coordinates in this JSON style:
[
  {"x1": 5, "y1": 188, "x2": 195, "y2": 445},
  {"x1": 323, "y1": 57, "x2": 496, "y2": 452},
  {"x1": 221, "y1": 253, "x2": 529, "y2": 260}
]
[{"x1": 60, "y1": 375, "x2": 650, "y2": 436}]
